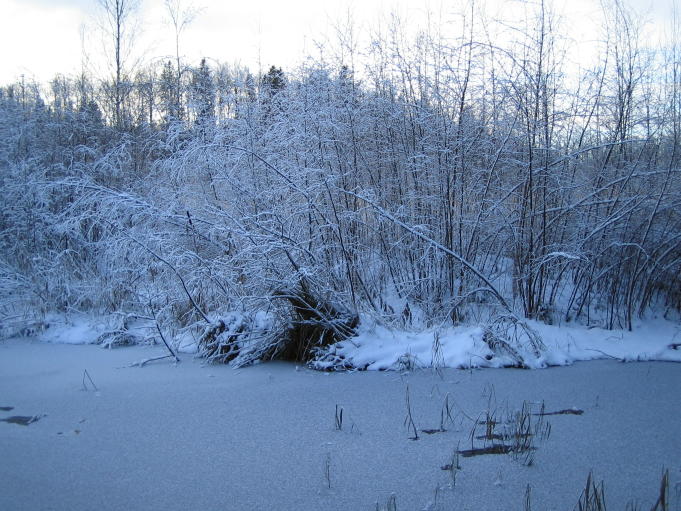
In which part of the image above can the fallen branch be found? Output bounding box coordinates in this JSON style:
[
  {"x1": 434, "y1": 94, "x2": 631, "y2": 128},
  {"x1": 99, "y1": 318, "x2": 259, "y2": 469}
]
[
  {"x1": 534, "y1": 408, "x2": 584, "y2": 416},
  {"x1": 130, "y1": 354, "x2": 178, "y2": 368},
  {"x1": 584, "y1": 348, "x2": 621, "y2": 361}
]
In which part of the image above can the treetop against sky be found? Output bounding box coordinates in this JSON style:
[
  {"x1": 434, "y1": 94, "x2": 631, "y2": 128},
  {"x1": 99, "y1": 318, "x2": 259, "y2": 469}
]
[{"x1": 0, "y1": 0, "x2": 676, "y2": 85}]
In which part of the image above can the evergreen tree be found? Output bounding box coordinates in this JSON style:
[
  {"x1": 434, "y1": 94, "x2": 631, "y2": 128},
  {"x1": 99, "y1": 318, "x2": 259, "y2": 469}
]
[
  {"x1": 159, "y1": 60, "x2": 182, "y2": 125},
  {"x1": 261, "y1": 65, "x2": 285, "y2": 93},
  {"x1": 190, "y1": 58, "x2": 214, "y2": 127}
]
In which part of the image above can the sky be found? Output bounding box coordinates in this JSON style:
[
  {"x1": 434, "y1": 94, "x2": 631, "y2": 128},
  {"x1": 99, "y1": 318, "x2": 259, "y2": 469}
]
[{"x1": 0, "y1": 0, "x2": 676, "y2": 85}]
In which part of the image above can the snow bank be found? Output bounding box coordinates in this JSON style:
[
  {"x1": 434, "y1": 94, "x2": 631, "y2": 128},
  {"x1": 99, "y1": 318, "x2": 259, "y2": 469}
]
[
  {"x1": 34, "y1": 314, "x2": 108, "y2": 345},
  {"x1": 531, "y1": 319, "x2": 681, "y2": 365},
  {"x1": 312, "y1": 318, "x2": 681, "y2": 371},
  {"x1": 12, "y1": 313, "x2": 146, "y2": 346},
  {"x1": 312, "y1": 322, "x2": 494, "y2": 371},
  {"x1": 12, "y1": 313, "x2": 681, "y2": 370}
]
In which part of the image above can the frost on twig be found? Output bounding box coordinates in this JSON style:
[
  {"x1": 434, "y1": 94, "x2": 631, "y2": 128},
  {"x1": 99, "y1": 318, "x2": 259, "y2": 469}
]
[
  {"x1": 195, "y1": 281, "x2": 359, "y2": 367},
  {"x1": 95, "y1": 330, "x2": 140, "y2": 348},
  {"x1": 483, "y1": 315, "x2": 546, "y2": 367},
  {"x1": 196, "y1": 311, "x2": 283, "y2": 367}
]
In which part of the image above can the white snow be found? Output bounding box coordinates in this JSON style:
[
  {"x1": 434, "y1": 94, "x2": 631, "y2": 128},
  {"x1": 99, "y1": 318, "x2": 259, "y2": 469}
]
[
  {"x1": 0, "y1": 339, "x2": 679, "y2": 510},
  {"x1": 314, "y1": 322, "x2": 494, "y2": 370},
  {"x1": 531, "y1": 319, "x2": 681, "y2": 365},
  {"x1": 10, "y1": 311, "x2": 679, "y2": 373},
  {"x1": 20, "y1": 313, "x2": 681, "y2": 369},
  {"x1": 312, "y1": 318, "x2": 681, "y2": 371},
  {"x1": 35, "y1": 313, "x2": 109, "y2": 345}
]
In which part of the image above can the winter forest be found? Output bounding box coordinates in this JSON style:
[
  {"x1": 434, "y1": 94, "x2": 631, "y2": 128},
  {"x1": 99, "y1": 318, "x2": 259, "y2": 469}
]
[
  {"x1": 2, "y1": 0, "x2": 681, "y2": 364},
  {"x1": 2, "y1": 0, "x2": 681, "y2": 509}
]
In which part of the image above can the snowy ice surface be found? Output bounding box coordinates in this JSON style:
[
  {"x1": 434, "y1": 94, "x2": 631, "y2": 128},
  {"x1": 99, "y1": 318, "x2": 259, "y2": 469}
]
[{"x1": 0, "y1": 340, "x2": 679, "y2": 511}]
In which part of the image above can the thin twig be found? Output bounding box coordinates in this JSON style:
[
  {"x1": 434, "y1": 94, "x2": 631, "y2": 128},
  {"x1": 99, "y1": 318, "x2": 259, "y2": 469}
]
[
  {"x1": 155, "y1": 322, "x2": 180, "y2": 363},
  {"x1": 82, "y1": 369, "x2": 98, "y2": 391},
  {"x1": 130, "y1": 354, "x2": 177, "y2": 367}
]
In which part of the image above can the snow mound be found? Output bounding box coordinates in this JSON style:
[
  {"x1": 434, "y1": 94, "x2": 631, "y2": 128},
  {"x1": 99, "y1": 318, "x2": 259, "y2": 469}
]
[
  {"x1": 531, "y1": 319, "x2": 681, "y2": 365},
  {"x1": 311, "y1": 319, "x2": 681, "y2": 370},
  {"x1": 34, "y1": 314, "x2": 108, "y2": 345},
  {"x1": 313, "y1": 323, "x2": 497, "y2": 371}
]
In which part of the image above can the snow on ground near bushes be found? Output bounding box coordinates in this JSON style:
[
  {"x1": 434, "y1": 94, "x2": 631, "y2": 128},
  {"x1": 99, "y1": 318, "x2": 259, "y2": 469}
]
[
  {"x1": 531, "y1": 319, "x2": 681, "y2": 364},
  {"x1": 25, "y1": 313, "x2": 681, "y2": 368},
  {"x1": 312, "y1": 319, "x2": 681, "y2": 370},
  {"x1": 29, "y1": 313, "x2": 109, "y2": 345}
]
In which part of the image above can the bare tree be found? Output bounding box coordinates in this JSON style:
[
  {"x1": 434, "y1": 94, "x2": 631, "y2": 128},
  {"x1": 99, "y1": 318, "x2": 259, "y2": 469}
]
[
  {"x1": 164, "y1": 0, "x2": 200, "y2": 122},
  {"x1": 97, "y1": 0, "x2": 141, "y2": 128}
]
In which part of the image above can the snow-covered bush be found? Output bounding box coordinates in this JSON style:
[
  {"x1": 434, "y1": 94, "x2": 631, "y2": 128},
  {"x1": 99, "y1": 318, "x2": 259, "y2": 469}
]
[{"x1": 1, "y1": 0, "x2": 680, "y2": 361}]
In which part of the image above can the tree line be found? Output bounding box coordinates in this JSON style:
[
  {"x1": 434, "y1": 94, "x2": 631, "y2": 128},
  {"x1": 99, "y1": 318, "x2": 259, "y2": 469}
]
[{"x1": 1, "y1": 0, "x2": 679, "y2": 359}]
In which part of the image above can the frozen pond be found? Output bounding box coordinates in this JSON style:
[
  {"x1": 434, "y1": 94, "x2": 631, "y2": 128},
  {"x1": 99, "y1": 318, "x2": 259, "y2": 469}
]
[{"x1": 1, "y1": 340, "x2": 679, "y2": 510}]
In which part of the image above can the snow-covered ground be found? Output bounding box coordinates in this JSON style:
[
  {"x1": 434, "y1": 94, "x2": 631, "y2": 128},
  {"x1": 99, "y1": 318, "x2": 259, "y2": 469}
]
[
  {"x1": 1, "y1": 337, "x2": 680, "y2": 510},
  {"x1": 312, "y1": 318, "x2": 681, "y2": 370},
  {"x1": 21, "y1": 312, "x2": 681, "y2": 369}
]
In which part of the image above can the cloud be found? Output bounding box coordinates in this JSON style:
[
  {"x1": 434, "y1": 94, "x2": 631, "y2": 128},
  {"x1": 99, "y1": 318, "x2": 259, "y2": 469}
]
[
  {"x1": 0, "y1": 0, "x2": 87, "y2": 83},
  {"x1": 17, "y1": 0, "x2": 92, "y2": 10}
]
